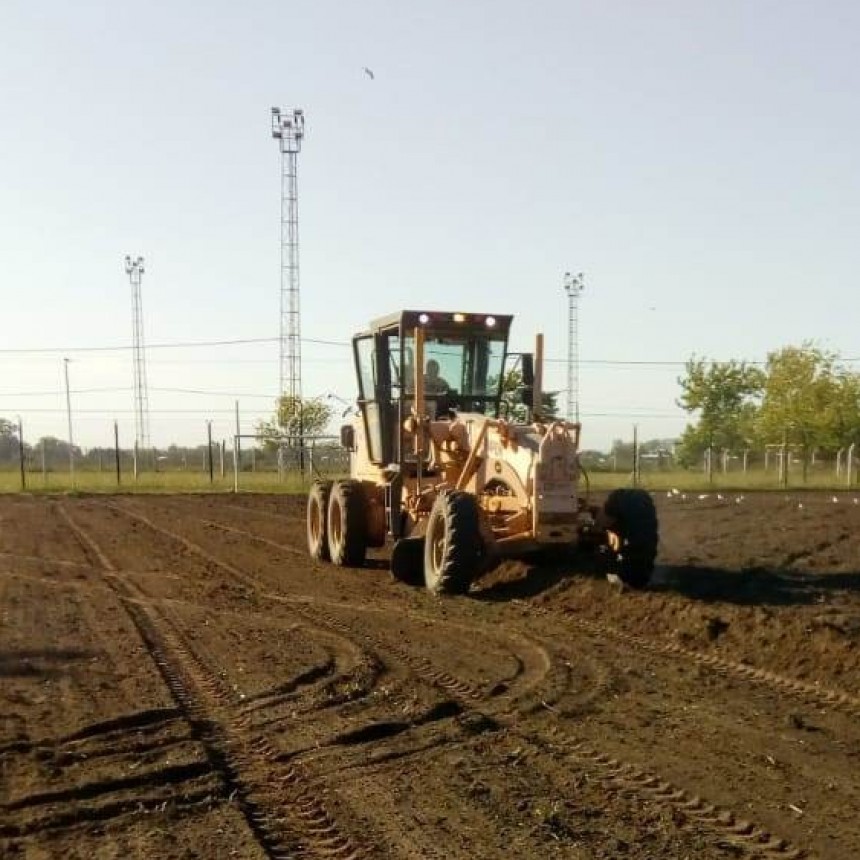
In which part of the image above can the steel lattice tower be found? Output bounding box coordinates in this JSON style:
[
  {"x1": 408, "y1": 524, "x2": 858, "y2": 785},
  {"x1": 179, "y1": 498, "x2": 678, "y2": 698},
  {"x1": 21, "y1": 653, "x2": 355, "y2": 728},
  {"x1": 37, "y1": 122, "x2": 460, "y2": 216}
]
[
  {"x1": 271, "y1": 107, "x2": 305, "y2": 405},
  {"x1": 564, "y1": 272, "x2": 584, "y2": 422},
  {"x1": 124, "y1": 255, "x2": 150, "y2": 448}
]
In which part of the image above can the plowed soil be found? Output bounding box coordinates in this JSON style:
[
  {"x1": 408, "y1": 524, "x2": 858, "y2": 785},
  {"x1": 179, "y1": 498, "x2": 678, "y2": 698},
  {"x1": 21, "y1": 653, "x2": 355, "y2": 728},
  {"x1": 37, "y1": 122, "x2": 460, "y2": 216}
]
[{"x1": 1, "y1": 490, "x2": 859, "y2": 859}]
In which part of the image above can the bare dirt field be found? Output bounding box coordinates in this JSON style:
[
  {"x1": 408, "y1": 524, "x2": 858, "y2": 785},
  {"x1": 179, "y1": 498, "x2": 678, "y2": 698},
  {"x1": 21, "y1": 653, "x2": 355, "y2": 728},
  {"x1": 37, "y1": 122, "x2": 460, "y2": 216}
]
[{"x1": 1, "y1": 490, "x2": 859, "y2": 859}]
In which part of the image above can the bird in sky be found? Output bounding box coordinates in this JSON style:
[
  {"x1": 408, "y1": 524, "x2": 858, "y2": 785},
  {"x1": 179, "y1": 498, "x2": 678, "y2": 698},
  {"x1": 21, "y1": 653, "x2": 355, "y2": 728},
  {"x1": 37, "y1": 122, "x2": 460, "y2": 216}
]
[{"x1": 363, "y1": 66, "x2": 375, "y2": 80}]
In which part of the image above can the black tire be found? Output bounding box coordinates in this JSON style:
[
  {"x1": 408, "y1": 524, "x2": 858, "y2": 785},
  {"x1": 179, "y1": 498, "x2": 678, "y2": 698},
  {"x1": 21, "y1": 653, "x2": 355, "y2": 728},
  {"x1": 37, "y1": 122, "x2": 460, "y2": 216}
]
[
  {"x1": 391, "y1": 537, "x2": 425, "y2": 586},
  {"x1": 423, "y1": 491, "x2": 483, "y2": 595},
  {"x1": 603, "y1": 489, "x2": 659, "y2": 588},
  {"x1": 327, "y1": 480, "x2": 367, "y2": 567},
  {"x1": 307, "y1": 480, "x2": 332, "y2": 561}
]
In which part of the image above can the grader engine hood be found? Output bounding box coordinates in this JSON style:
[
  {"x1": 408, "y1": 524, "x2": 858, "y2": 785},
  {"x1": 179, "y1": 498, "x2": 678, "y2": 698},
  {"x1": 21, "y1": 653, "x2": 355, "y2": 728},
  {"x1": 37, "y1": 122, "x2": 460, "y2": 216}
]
[{"x1": 457, "y1": 415, "x2": 581, "y2": 546}]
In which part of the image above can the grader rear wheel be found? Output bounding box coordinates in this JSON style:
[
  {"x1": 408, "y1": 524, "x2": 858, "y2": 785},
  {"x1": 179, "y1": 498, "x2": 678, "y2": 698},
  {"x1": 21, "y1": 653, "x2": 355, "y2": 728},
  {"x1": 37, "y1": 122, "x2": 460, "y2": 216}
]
[
  {"x1": 306, "y1": 480, "x2": 332, "y2": 561},
  {"x1": 423, "y1": 491, "x2": 483, "y2": 595},
  {"x1": 327, "y1": 480, "x2": 367, "y2": 567}
]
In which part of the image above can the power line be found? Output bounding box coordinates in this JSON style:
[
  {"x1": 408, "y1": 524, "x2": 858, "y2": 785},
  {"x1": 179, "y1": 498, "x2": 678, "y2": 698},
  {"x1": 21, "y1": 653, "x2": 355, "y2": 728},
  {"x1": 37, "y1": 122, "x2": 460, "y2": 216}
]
[
  {"x1": 150, "y1": 387, "x2": 280, "y2": 399},
  {"x1": 8, "y1": 408, "x2": 273, "y2": 415},
  {"x1": 0, "y1": 334, "x2": 349, "y2": 355},
  {"x1": 0, "y1": 386, "x2": 132, "y2": 397},
  {"x1": 2, "y1": 334, "x2": 860, "y2": 368}
]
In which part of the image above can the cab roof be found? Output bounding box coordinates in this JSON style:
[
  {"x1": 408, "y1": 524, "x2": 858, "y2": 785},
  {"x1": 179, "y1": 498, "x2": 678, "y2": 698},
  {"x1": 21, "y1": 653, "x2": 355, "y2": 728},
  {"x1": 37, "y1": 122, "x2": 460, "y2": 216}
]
[{"x1": 360, "y1": 309, "x2": 513, "y2": 337}]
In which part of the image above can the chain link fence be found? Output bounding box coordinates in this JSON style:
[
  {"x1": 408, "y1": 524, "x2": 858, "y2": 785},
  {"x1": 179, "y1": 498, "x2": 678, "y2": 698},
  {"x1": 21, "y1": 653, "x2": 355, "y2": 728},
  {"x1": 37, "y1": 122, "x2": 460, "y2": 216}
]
[{"x1": 1, "y1": 418, "x2": 857, "y2": 493}]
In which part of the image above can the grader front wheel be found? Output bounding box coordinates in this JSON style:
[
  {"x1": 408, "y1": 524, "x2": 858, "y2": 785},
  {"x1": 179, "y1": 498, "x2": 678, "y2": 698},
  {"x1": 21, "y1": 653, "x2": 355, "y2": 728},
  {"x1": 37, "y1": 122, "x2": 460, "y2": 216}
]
[
  {"x1": 603, "y1": 488, "x2": 659, "y2": 589},
  {"x1": 423, "y1": 491, "x2": 483, "y2": 595}
]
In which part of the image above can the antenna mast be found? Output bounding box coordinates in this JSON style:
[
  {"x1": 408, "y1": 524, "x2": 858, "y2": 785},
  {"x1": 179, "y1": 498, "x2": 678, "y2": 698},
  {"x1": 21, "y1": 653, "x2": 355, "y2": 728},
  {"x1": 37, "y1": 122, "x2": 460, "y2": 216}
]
[
  {"x1": 124, "y1": 254, "x2": 150, "y2": 449},
  {"x1": 564, "y1": 271, "x2": 584, "y2": 422},
  {"x1": 271, "y1": 107, "x2": 305, "y2": 407}
]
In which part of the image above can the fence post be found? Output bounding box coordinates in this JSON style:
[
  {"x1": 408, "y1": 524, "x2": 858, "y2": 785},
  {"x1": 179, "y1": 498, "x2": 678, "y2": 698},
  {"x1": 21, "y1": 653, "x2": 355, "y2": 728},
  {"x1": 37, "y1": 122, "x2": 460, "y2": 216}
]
[
  {"x1": 780, "y1": 440, "x2": 788, "y2": 488},
  {"x1": 234, "y1": 401, "x2": 241, "y2": 473},
  {"x1": 207, "y1": 422, "x2": 214, "y2": 484},
  {"x1": 743, "y1": 449, "x2": 749, "y2": 474},
  {"x1": 632, "y1": 424, "x2": 639, "y2": 487},
  {"x1": 114, "y1": 421, "x2": 121, "y2": 486},
  {"x1": 17, "y1": 417, "x2": 25, "y2": 491},
  {"x1": 233, "y1": 435, "x2": 239, "y2": 494},
  {"x1": 847, "y1": 443, "x2": 855, "y2": 489},
  {"x1": 836, "y1": 448, "x2": 844, "y2": 480},
  {"x1": 41, "y1": 438, "x2": 47, "y2": 485},
  {"x1": 220, "y1": 440, "x2": 225, "y2": 479},
  {"x1": 134, "y1": 441, "x2": 139, "y2": 482}
]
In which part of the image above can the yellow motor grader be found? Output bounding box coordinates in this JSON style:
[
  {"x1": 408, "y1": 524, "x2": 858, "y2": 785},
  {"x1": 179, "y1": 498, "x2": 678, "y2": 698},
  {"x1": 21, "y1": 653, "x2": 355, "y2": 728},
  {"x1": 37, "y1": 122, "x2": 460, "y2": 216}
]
[{"x1": 306, "y1": 310, "x2": 658, "y2": 594}]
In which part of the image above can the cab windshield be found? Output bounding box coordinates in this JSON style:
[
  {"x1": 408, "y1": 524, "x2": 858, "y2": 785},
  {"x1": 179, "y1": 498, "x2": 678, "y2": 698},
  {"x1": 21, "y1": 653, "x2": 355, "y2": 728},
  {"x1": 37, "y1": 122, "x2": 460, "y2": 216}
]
[{"x1": 397, "y1": 330, "x2": 508, "y2": 416}]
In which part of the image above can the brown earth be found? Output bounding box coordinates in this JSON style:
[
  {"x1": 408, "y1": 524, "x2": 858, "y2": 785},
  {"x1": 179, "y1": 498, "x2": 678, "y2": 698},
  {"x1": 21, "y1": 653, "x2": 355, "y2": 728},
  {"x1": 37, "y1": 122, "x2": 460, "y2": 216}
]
[{"x1": 1, "y1": 490, "x2": 859, "y2": 859}]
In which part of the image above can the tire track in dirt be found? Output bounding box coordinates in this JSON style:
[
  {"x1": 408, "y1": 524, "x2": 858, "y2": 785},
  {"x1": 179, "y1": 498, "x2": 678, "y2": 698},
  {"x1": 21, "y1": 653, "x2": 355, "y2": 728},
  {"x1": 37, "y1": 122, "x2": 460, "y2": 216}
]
[
  {"x1": 138, "y1": 506, "x2": 564, "y2": 711},
  {"x1": 1, "y1": 710, "x2": 225, "y2": 840},
  {"x1": 181, "y1": 503, "x2": 860, "y2": 723},
  {"x1": 164, "y1": 496, "x2": 860, "y2": 722},
  {"x1": 101, "y1": 505, "x2": 551, "y2": 813},
  {"x1": 287, "y1": 600, "x2": 812, "y2": 860},
  {"x1": 99, "y1": 506, "x2": 486, "y2": 858},
  {"x1": 58, "y1": 504, "x2": 369, "y2": 860},
  {"x1": 106, "y1": 502, "x2": 812, "y2": 859},
  {"x1": 515, "y1": 599, "x2": 860, "y2": 720},
  {"x1": 107, "y1": 502, "x2": 394, "y2": 725}
]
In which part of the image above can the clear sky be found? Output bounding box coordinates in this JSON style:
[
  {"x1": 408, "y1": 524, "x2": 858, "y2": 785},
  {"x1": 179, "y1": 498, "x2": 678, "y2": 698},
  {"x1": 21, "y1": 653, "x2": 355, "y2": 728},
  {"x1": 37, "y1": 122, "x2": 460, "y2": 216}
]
[{"x1": 1, "y1": 0, "x2": 858, "y2": 452}]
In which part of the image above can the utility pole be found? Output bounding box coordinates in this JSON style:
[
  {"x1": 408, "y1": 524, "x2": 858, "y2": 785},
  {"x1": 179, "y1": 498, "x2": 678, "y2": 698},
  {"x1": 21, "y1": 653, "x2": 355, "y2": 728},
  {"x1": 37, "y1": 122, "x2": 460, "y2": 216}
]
[
  {"x1": 563, "y1": 272, "x2": 585, "y2": 422},
  {"x1": 124, "y1": 254, "x2": 151, "y2": 457},
  {"x1": 63, "y1": 358, "x2": 75, "y2": 484}
]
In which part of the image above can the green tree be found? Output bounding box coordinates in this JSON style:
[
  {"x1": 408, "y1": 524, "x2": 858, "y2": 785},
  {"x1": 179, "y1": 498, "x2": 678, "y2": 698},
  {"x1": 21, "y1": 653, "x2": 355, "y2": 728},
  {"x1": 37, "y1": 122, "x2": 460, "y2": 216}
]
[
  {"x1": 256, "y1": 396, "x2": 334, "y2": 449},
  {"x1": 824, "y1": 371, "x2": 860, "y2": 449},
  {"x1": 32, "y1": 436, "x2": 81, "y2": 469},
  {"x1": 0, "y1": 418, "x2": 20, "y2": 463},
  {"x1": 755, "y1": 344, "x2": 850, "y2": 477},
  {"x1": 675, "y1": 357, "x2": 765, "y2": 465},
  {"x1": 498, "y1": 369, "x2": 559, "y2": 422}
]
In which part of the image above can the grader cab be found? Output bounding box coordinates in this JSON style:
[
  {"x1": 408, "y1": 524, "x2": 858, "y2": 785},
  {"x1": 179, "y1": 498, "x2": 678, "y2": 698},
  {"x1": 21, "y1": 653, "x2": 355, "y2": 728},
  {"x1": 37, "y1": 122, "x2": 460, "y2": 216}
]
[{"x1": 306, "y1": 310, "x2": 658, "y2": 594}]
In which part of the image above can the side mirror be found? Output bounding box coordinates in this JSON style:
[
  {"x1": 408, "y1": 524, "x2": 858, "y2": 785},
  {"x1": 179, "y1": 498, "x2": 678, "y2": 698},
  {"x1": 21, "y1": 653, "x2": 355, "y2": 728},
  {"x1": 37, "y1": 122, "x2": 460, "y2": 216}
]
[
  {"x1": 520, "y1": 353, "x2": 535, "y2": 405},
  {"x1": 521, "y1": 353, "x2": 535, "y2": 386},
  {"x1": 340, "y1": 424, "x2": 355, "y2": 451}
]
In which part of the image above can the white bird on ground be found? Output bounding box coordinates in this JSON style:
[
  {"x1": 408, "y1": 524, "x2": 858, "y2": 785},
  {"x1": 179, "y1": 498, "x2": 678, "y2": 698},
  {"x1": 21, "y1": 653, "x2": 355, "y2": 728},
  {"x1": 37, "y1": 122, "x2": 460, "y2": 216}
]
[
  {"x1": 697, "y1": 493, "x2": 709, "y2": 500},
  {"x1": 363, "y1": 66, "x2": 375, "y2": 80},
  {"x1": 832, "y1": 495, "x2": 839, "y2": 503}
]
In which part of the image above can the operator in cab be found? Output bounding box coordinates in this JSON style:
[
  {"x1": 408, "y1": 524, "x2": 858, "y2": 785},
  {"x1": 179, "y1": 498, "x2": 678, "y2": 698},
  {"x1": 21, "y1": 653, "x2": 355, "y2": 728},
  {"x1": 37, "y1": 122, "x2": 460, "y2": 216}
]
[{"x1": 424, "y1": 359, "x2": 450, "y2": 394}]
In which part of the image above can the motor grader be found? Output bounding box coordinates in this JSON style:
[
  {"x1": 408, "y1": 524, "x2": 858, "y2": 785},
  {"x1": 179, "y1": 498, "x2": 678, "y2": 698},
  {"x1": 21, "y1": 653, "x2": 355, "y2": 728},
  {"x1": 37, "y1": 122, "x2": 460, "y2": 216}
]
[{"x1": 306, "y1": 309, "x2": 658, "y2": 594}]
